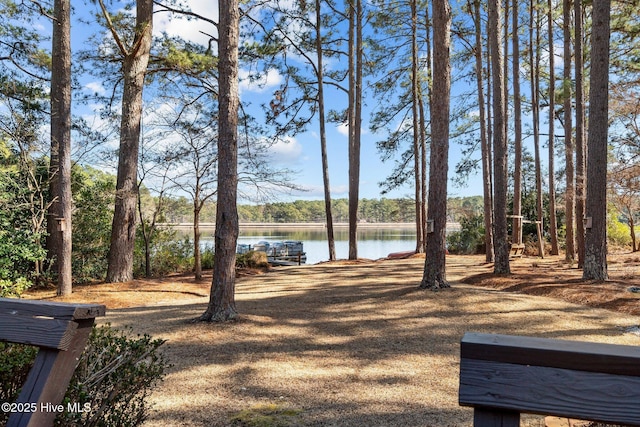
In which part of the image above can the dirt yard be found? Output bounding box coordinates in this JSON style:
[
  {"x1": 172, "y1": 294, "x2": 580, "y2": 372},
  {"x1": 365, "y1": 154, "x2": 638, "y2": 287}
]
[{"x1": 26, "y1": 252, "x2": 640, "y2": 426}]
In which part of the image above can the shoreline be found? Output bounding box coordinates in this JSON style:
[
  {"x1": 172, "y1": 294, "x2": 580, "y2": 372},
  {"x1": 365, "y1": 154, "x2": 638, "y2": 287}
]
[{"x1": 160, "y1": 222, "x2": 461, "y2": 230}]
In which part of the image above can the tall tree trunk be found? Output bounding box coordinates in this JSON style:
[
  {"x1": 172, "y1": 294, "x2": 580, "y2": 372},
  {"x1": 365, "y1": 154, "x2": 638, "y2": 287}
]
[
  {"x1": 194, "y1": 199, "x2": 203, "y2": 281},
  {"x1": 531, "y1": 0, "x2": 544, "y2": 258},
  {"x1": 419, "y1": 97, "x2": 428, "y2": 246},
  {"x1": 563, "y1": 0, "x2": 575, "y2": 261},
  {"x1": 47, "y1": 136, "x2": 60, "y2": 280},
  {"x1": 629, "y1": 213, "x2": 637, "y2": 252},
  {"x1": 411, "y1": 0, "x2": 424, "y2": 253},
  {"x1": 512, "y1": 0, "x2": 523, "y2": 246},
  {"x1": 51, "y1": 0, "x2": 72, "y2": 295},
  {"x1": 503, "y1": 0, "x2": 509, "y2": 140},
  {"x1": 574, "y1": 0, "x2": 586, "y2": 267},
  {"x1": 348, "y1": 0, "x2": 362, "y2": 260},
  {"x1": 348, "y1": 0, "x2": 357, "y2": 260},
  {"x1": 547, "y1": 0, "x2": 560, "y2": 256},
  {"x1": 489, "y1": 0, "x2": 510, "y2": 274},
  {"x1": 422, "y1": 6, "x2": 432, "y2": 245},
  {"x1": 473, "y1": 0, "x2": 494, "y2": 262},
  {"x1": 199, "y1": 0, "x2": 240, "y2": 321},
  {"x1": 105, "y1": 0, "x2": 153, "y2": 283},
  {"x1": 583, "y1": 0, "x2": 610, "y2": 281},
  {"x1": 421, "y1": 0, "x2": 451, "y2": 290},
  {"x1": 315, "y1": 0, "x2": 336, "y2": 261}
]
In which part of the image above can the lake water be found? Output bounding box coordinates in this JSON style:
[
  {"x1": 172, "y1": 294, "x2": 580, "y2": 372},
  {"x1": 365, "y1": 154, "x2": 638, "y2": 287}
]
[{"x1": 199, "y1": 226, "x2": 419, "y2": 264}]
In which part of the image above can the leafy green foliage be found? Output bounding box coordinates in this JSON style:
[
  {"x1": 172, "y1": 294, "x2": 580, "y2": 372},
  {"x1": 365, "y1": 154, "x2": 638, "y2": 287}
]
[
  {"x1": 0, "y1": 277, "x2": 32, "y2": 297},
  {"x1": 57, "y1": 325, "x2": 170, "y2": 427},
  {"x1": 0, "y1": 141, "x2": 47, "y2": 286},
  {"x1": 608, "y1": 206, "x2": 633, "y2": 248},
  {"x1": 161, "y1": 40, "x2": 217, "y2": 73},
  {"x1": 0, "y1": 342, "x2": 38, "y2": 420},
  {"x1": 134, "y1": 230, "x2": 193, "y2": 277},
  {"x1": 0, "y1": 325, "x2": 170, "y2": 427},
  {"x1": 71, "y1": 166, "x2": 116, "y2": 283},
  {"x1": 201, "y1": 244, "x2": 215, "y2": 270},
  {"x1": 446, "y1": 214, "x2": 485, "y2": 255}
]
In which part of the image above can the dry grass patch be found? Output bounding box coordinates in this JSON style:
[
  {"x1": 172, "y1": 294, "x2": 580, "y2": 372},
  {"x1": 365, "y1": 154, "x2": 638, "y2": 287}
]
[{"x1": 26, "y1": 254, "x2": 640, "y2": 426}]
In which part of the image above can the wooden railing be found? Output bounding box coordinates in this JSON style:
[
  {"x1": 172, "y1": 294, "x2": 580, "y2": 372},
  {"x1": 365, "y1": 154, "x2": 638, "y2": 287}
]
[
  {"x1": 459, "y1": 332, "x2": 640, "y2": 426},
  {"x1": 0, "y1": 298, "x2": 105, "y2": 427}
]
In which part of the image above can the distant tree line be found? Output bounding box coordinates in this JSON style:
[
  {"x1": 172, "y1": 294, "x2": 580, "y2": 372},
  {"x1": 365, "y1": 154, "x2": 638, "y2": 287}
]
[{"x1": 160, "y1": 196, "x2": 485, "y2": 224}]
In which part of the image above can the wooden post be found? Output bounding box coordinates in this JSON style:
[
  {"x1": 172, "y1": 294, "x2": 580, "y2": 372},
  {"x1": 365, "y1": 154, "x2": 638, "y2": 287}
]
[
  {"x1": 536, "y1": 220, "x2": 544, "y2": 258},
  {"x1": 0, "y1": 298, "x2": 105, "y2": 427},
  {"x1": 473, "y1": 408, "x2": 519, "y2": 427}
]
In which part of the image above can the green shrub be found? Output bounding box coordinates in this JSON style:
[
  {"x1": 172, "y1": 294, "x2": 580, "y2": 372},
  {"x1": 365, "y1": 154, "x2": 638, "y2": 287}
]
[
  {"x1": 201, "y1": 244, "x2": 215, "y2": 270},
  {"x1": 0, "y1": 277, "x2": 32, "y2": 297},
  {"x1": 608, "y1": 215, "x2": 632, "y2": 249},
  {"x1": 447, "y1": 214, "x2": 485, "y2": 255},
  {"x1": 134, "y1": 230, "x2": 193, "y2": 277},
  {"x1": 0, "y1": 325, "x2": 169, "y2": 427},
  {"x1": 71, "y1": 166, "x2": 115, "y2": 283},
  {"x1": 0, "y1": 342, "x2": 38, "y2": 416}
]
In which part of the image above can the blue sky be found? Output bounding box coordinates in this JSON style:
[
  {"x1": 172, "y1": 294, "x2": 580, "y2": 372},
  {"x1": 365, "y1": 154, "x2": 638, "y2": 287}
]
[{"x1": 71, "y1": 0, "x2": 486, "y2": 202}]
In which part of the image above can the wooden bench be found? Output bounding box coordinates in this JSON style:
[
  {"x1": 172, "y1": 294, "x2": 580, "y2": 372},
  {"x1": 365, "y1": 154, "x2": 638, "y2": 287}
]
[
  {"x1": 459, "y1": 332, "x2": 640, "y2": 426},
  {"x1": 509, "y1": 243, "x2": 525, "y2": 258},
  {"x1": 0, "y1": 297, "x2": 105, "y2": 427}
]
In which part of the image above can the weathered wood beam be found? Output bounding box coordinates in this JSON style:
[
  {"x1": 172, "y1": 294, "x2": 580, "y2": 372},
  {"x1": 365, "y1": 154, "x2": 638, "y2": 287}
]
[
  {"x1": 1, "y1": 298, "x2": 105, "y2": 427},
  {"x1": 459, "y1": 332, "x2": 640, "y2": 427}
]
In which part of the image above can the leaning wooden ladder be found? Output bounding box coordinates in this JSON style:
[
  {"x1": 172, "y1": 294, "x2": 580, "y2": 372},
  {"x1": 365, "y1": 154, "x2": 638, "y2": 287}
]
[
  {"x1": 0, "y1": 297, "x2": 105, "y2": 427},
  {"x1": 459, "y1": 332, "x2": 640, "y2": 426}
]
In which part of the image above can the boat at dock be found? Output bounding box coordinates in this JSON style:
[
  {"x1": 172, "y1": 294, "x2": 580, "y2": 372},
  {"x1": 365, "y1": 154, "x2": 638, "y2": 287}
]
[{"x1": 237, "y1": 240, "x2": 307, "y2": 266}]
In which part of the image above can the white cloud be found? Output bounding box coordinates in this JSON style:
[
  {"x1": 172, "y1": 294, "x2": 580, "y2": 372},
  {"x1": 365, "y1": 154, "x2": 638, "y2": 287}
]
[
  {"x1": 288, "y1": 183, "x2": 348, "y2": 200},
  {"x1": 336, "y1": 122, "x2": 369, "y2": 137},
  {"x1": 84, "y1": 82, "x2": 106, "y2": 96},
  {"x1": 269, "y1": 136, "x2": 303, "y2": 163},
  {"x1": 330, "y1": 184, "x2": 349, "y2": 196},
  {"x1": 154, "y1": 0, "x2": 219, "y2": 46},
  {"x1": 239, "y1": 68, "x2": 283, "y2": 94}
]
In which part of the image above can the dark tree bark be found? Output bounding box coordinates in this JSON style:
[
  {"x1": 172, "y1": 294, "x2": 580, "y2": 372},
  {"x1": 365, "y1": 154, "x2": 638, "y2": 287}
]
[
  {"x1": 420, "y1": 0, "x2": 451, "y2": 290},
  {"x1": 348, "y1": 0, "x2": 363, "y2": 260},
  {"x1": 583, "y1": 0, "x2": 610, "y2": 281},
  {"x1": 488, "y1": 0, "x2": 509, "y2": 274},
  {"x1": 472, "y1": 0, "x2": 494, "y2": 263},
  {"x1": 547, "y1": 0, "x2": 560, "y2": 256},
  {"x1": 563, "y1": 0, "x2": 575, "y2": 262},
  {"x1": 105, "y1": 0, "x2": 153, "y2": 283},
  {"x1": 575, "y1": 0, "x2": 586, "y2": 267},
  {"x1": 315, "y1": 0, "x2": 336, "y2": 261},
  {"x1": 194, "y1": 198, "x2": 204, "y2": 281},
  {"x1": 530, "y1": 0, "x2": 545, "y2": 258},
  {"x1": 199, "y1": 0, "x2": 240, "y2": 321},
  {"x1": 512, "y1": 0, "x2": 523, "y2": 247},
  {"x1": 411, "y1": 0, "x2": 424, "y2": 254},
  {"x1": 422, "y1": 6, "x2": 431, "y2": 246},
  {"x1": 51, "y1": 0, "x2": 72, "y2": 295}
]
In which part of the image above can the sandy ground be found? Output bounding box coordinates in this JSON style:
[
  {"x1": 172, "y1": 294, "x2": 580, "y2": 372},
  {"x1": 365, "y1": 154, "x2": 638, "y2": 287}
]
[{"x1": 26, "y1": 253, "x2": 640, "y2": 426}]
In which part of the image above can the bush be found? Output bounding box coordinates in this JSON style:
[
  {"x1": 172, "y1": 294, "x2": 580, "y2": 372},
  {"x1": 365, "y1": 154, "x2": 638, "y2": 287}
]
[
  {"x1": 201, "y1": 244, "x2": 215, "y2": 270},
  {"x1": 0, "y1": 277, "x2": 32, "y2": 297},
  {"x1": 71, "y1": 166, "x2": 115, "y2": 283},
  {"x1": 0, "y1": 342, "x2": 38, "y2": 416},
  {"x1": 608, "y1": 215, "x2": 632, "y2": 249},
  {"x1": 237, "y1": 251, "x2": 269, "y2": 269},
  {"x1": 0, "y1": 325, "x2": 170, "y2": 427},
  {"x1": 134, "y1": 229, "x2": 193, "y2": 277},
  {"x1": 447, "y1": 214, "x2": 485, "y2": 255}
]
